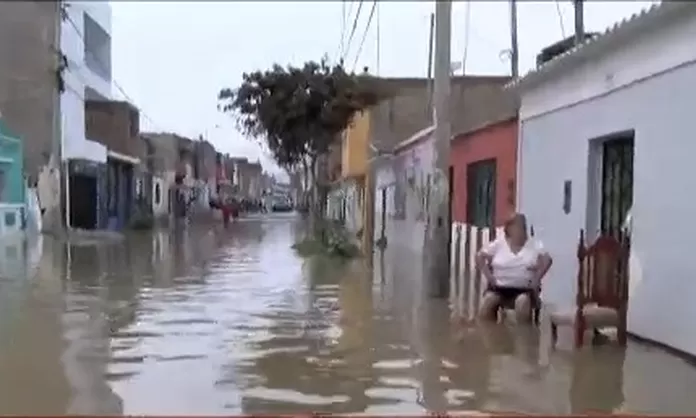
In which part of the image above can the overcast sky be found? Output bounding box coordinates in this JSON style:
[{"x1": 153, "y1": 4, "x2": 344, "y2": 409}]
[{"x1": 111, "y1": 1, "x2": 658, "y2": 179}]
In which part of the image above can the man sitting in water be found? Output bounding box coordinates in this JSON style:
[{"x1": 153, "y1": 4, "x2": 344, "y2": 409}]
[{"x1": 476, "y1": 213, "x2": 552, "y2": 323}]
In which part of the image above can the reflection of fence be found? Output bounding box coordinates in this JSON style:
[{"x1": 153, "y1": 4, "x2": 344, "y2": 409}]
[
  {"x1": 0, "y1": 203, "x2": 24, "y2": 237},
  {"x1": 449, "y1": 223, "x2": 504, "y2": 319}
]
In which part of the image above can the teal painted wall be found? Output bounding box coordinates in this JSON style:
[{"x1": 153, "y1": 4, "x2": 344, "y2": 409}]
[{"x1": 0, "y1": 120, "x2": 24, "y2": 204}]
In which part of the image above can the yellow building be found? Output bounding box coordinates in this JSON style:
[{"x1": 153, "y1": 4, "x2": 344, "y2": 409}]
[
  {"x1": 341, "y1": 110, "x2": 370, "y2": 179},
  {"x1": 337, "y1": 110, "x2": 373, "y2": 252}
]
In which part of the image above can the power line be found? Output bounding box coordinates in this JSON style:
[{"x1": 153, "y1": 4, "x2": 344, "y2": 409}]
[
  {"x1": 62, "y1": 8, "x2": 162, "y2": 130},
  {"x1": 342, "y1": 0, "x2": 364, "y2": 62},
  {"x1": 462, "y1": 1, "x2": 472, "y2": 75},
  {"x1": 351, "y1": 0, "x2": 377, "y2": 72},
  {"x1": 340, "y1": 1, "x2": 347, "y2": 58},
  {"x1": 375, "y1": 1, "x2": 380, "y2": 75},
  {"x1": 555, "y1": 0, "x2": 567, "y2": 38},
  {"x1": 335, "y1": 0, "x2": 348, "y2": 64}
]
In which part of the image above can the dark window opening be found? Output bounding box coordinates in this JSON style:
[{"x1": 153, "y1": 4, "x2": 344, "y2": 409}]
[
  {"x1": 154, "y1": 183, "x2": 161, "y2": 205},
  {"x1": 466, "y1": 159, "x2": 497, "y2": 228}
]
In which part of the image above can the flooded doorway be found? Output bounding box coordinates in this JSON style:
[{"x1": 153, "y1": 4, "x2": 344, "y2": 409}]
[{"x1": 69, "y1": 174, "x2": 97, "y2": 230}]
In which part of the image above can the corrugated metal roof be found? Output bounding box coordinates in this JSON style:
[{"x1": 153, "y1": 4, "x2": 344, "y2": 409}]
[{"x1": 507, "y1": 1, "x2": 692, "y2": 92}]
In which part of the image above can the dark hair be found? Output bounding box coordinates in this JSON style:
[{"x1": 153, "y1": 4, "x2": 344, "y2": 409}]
[{"x1": 504, "y1": 212, "x2": 528, "y2": 242}]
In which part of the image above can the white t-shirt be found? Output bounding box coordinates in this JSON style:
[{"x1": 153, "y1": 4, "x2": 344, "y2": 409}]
[{"x1": 480, "y1": 237, "x2": 547, "y2": 289}]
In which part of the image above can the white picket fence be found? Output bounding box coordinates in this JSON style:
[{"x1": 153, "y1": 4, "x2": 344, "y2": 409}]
[{"x1": 448, "y1": 222, "x2": 505, "y2": 319}]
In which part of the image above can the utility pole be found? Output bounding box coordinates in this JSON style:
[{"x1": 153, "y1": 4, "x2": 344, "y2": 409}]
[
  {"x1": 48, "y1": 0, "x2": 65, "y2": 234},
  {"x1": 574, "y1": 0, "x2": 584, "y2": 45},
  {"x1": 509, "y1": 0, "x2": 519, "y2": 78},
  {"x1": 426, "y1": 12, "x2": 435, "y2": 121},
  {"x1": 425, "y1": 0, "x2": 452, "y2": 299}
]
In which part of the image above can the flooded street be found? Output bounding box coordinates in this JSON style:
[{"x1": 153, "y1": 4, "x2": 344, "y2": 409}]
[{"x1": 1, "y1": 214, "x2": 696, "y2": 415}]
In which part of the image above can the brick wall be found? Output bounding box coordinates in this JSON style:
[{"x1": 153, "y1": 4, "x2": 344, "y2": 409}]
[
  {"x1": 0, "y1": 1, "x2": 60, "y2": 181},
  {"x1": 143, "y1": 133, "x2": 180, "y2": 174},
  {"x1": 451, "y1": 117, "x2": 518, "y2": 226},
  {"x1": 370, "y1": 76, "x2": 517, "y2": 151},
  {"x1": 195, "y1": 140, "x2": 217, "y2": 180},
  {"x1": 85, "y1": 100, "x2": 142, "y2": 158}
]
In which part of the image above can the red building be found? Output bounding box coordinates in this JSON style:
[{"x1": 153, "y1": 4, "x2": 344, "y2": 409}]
[{"x1": 450, "y1": 117, "x2": 518, "y2": 227}]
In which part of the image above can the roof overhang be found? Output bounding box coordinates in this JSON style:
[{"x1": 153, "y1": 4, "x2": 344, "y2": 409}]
[
  {"x1": 108, "y1": 150, "x2": 140, "y2": 165},
  {"x1": 506, "y1": 2, "x2": 694, "y2": 95},
  {"x1": 393, "y1": 125, "x2": 435, "y2": 154}
]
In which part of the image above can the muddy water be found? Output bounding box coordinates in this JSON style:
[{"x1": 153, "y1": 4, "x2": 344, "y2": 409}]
[{"x1": 1, "y1": 214, "x2": 696, "y2": 415}]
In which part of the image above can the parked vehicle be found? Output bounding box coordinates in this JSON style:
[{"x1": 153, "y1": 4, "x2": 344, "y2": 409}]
[{"x1": 272, "y1": 197, "x2": 293, "y2": 212}]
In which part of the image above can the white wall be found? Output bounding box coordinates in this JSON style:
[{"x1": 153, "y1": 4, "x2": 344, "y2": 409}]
[
  {"x1": 518, "y1": 11, "x2": 696, "y2": 355},
  {"x1": 60, "y1": 1, "x2": 112, "y2": 163},
  {"x1": 374, "y1": 137, "x2": 434, "y2": 293},
  {"x1": 520, "y1": 6, "x2": 696, "y2": 121}
]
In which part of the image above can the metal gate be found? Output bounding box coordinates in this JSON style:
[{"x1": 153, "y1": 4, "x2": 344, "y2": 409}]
[{"x1": 601, "y1": 136, "x2": 634, "y2": 236}]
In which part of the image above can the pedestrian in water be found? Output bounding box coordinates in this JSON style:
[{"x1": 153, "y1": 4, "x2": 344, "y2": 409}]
[
  {"x1": 476, "y1": 213, "x2": 552, "y2": 323},
  {"x1": 221, "y1": 197, "x2": 232, "y2": 228},
  {"x1": 231, "y1": 197, "x2": 240, "y2": 221}
]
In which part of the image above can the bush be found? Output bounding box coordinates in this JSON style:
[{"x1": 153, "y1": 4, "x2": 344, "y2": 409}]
[{"x1": 292, "y1": 220, "x2": 360, "y2": 259}]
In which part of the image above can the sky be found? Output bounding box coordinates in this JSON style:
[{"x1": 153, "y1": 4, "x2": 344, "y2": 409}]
[{"x1": 111, "y1": 0, "x2": 659, "y2": 180}]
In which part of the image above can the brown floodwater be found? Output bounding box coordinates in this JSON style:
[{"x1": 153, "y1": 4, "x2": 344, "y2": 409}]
[{"x1": 0, "y1": 214, "x2": 695, "y2": 415}]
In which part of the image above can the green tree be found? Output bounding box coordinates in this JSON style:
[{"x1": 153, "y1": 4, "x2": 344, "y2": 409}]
[{"x1": 218, "y1": 58, "x2": 381, "y2": 223}]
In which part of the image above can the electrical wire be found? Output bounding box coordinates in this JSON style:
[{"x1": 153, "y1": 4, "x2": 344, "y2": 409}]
[
  {"x1": 334, "y1": 0, "x2": 348, "y2": 64},
  {"x1": 62, "y1": 8, "x2": 162, "y2": 130},
  {"x1": 342, "y1": 0, "x2": 364, "y2": 62},
  {"x1": 375, "y1": 0, "x2": 380, "y2": 75},
  {"x1": 351, "y1": 0, "x2": 377, "y2": 72},
  {"x1": 554, "y1": 0, "x2": 567, "y2": 38},
  {"x1": 341, "y1": 1, "x2": 347, "y2": 59},
  {"x1": 462, "y1": 1, "x2": 472, "y2": 76}
]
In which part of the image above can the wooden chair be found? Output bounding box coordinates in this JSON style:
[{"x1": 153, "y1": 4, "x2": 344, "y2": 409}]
[{"x1": 550, "y1": 230, "x2": 629, "y2": 349}]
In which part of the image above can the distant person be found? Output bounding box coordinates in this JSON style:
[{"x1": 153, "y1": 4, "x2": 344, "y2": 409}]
[
  {"x1": 476, "y1": 213, "x2": 552, "y2": 323},
  {"x1": 221, "y1": 197, "x2": 232, "y2": 228}
]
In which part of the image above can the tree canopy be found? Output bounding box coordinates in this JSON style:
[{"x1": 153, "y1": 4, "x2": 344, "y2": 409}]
[{"x1": 218, "y1": 59, "x2": 382, "y2": 169}]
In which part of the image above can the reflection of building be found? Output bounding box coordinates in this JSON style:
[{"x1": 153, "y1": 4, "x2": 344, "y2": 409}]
[{"x1": 0, "y1": 119, "x2": 24, "y2": 238}]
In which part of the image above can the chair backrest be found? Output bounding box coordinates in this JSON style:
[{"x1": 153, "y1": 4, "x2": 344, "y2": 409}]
[{"x1": 576, "y1": 230, "x2": 629, "y2": 309}]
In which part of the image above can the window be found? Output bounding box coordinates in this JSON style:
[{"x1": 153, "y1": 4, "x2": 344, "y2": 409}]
[
  {"x1": 0, "y1": 167, "x2": 6, "y2": 202},
  {"x1": 393, "y1": 175, "x2": 406, "y2": 220},
  {"x1": 154, "y1": 183, "x2": 162, "y2": 205},
  {"x1": 466, "y1": 159, "x2": 497, "y2": 228}
]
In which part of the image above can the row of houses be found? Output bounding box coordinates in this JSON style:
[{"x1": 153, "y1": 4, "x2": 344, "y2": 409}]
[
  {"x1": 331, "y1": 2, "x2": 696, "y2": 358},
  {"x1": 0, "y1": 2, "x2": 270, "y2": 237}
]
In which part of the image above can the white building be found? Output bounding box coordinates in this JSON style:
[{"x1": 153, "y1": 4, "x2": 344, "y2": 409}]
[
  {"x1": 511, "y1": 2, "x2": 696, "y2": 355},
  {"x1": 60, "y1": 1, "x2": 112, "y2": 163}
]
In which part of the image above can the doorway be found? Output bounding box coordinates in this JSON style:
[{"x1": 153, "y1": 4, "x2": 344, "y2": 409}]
[
  {"x1": 466, "y1": 159, "x2": 497, "y2": 227},
  {"x1": 446, "y1": 165, "x2": 454, "y2": 262},
  {"x1": 70, "y1": 173, "x2": 97, "y2": 229},
  {"x1": 600, "y1": 135, "x2": 634, "y2": 236},
  {"x1": 379, "y1": 187, "x2": 387, "y2": 241}
]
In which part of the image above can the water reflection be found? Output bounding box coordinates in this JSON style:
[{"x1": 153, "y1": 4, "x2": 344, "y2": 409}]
[
  {"x1": 0, "y1": 215, "x2": 695, "y2": 414},
  {"x1": 569, "y1": 348, "x2": 625, "y2": 414}
]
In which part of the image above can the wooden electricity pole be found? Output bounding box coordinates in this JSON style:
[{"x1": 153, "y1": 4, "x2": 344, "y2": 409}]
[
  {"x1": 509, "y1": 0, "x2": 519, "y2": 78},
  {"x1": 425, "y1": 0, "x2": 452, "y2": 299}
]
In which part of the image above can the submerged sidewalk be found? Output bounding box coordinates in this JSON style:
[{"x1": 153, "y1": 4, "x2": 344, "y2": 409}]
[{"x1": 375, "y1": 244, "x2": 696, "y2": 415}]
